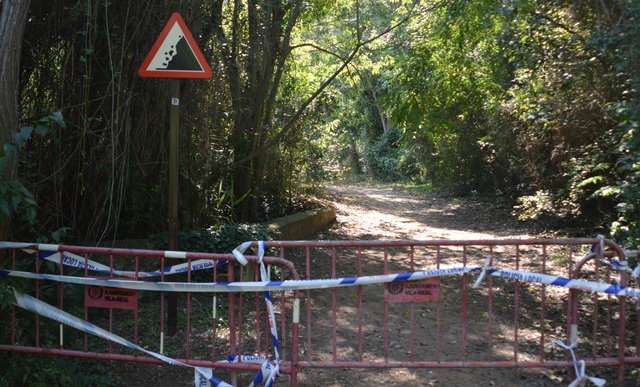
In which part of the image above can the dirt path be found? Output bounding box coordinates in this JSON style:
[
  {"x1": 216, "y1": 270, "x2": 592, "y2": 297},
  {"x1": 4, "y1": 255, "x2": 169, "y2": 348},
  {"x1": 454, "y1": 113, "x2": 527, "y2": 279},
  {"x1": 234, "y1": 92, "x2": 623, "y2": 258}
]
[
  {"x1": 292, "y1": 184, "x2": 565, "y2": 387},
  {"x1": 319, "y1": 183, "x2": 536, "y2": 240},
  {"x1": 120, "y1": 184, "x2": 569, "y2": 386}
]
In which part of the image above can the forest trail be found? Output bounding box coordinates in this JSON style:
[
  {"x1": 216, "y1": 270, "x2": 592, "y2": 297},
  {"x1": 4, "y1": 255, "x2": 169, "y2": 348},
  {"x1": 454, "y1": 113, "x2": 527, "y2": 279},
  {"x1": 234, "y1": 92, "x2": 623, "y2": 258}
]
[
  {"x1": 317, "y1": 183, "x2": 536, "y2": 241},
  {"x1": 291, "y1": 183, "x2": 571, "y2": 386}
]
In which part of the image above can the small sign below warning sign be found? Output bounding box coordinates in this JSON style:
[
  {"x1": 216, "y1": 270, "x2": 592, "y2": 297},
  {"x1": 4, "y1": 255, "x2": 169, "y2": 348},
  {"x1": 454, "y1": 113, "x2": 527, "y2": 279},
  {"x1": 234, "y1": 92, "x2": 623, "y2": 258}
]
[
  {"x1": 384, "y1": 277, "x2": 441, "y2": 303},
  {"x1": 85, "y1": 286, "x2": 138, "y2": 310},
  {"x1": 138, "y1": 12, "x2": 212, "y2": 79}
]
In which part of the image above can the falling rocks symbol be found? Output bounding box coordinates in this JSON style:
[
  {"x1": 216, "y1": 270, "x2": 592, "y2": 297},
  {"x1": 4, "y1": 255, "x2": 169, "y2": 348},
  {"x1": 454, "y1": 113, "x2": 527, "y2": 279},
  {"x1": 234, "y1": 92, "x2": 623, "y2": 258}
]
[{"x1": 160, "y1": 35, "x2": 202, "y2": 71}]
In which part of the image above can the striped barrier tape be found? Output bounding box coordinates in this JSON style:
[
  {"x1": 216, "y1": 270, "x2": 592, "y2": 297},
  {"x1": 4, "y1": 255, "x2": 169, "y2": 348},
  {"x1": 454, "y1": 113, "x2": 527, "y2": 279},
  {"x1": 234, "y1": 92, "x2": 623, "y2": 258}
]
[
  {"x1": 552, "y1": 340, "x2": 606, "y2": 387},
  {"x1": 0, "y1": 242, "x2": 230, "y2": 279},
  {"x1": 10, "y1": 288, "x2": 232, "y2": 387},
  {"x1": 473, "y1": 262, "x2": 640, "y2": 298},
  {"x1": 5, "y1": 257, "x2": 640, "y2": 301},
  {"x1": 23, "y1": 248, "x2": 227, "y2": 278},
  {"x1": 0, "y1": 266, "x2": 480, "y2": 292},
  {"x1": 234, "y1": 241, "x2": 286, "y2": 386},
  {"x1": 224, "y1": 355, "x2": 268, "y2": 364},
  {"x1": 5, "y1": 260, "x2": 640, "y2": 298},
  {"x1": 6, "y1": 241, "x2": 632, "y2": 386}
]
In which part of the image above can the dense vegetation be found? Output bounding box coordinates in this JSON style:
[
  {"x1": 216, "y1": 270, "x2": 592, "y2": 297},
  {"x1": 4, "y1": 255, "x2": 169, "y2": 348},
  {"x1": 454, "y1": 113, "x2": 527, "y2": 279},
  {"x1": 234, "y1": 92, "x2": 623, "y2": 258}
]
[
  {"x1": 1, "y1": 2, "x2": 639, "y2": 384},
  {"x1": 1, "y1": 0, "x2": 639, "y2": 247}
]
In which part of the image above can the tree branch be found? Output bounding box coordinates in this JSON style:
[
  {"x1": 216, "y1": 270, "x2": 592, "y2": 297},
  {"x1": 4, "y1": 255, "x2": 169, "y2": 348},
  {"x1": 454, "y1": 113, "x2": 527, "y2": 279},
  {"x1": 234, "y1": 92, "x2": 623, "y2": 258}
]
[{"x1": 231, "y1": 1, "x2": 421, "y2": 168}]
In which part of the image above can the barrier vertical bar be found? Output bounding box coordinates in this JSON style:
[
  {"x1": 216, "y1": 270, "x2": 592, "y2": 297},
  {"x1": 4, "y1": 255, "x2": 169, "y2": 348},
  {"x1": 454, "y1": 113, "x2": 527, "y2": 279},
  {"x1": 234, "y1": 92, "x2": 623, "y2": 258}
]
[
  {"x1": 83, "y1": 251, "x2": 89, "y2": 353},
  {"x1": 540, "y1": 244, "x2": 547, "y2": 362},
  {"x1": 58, "y1": 247, "x2": 64, "y2": 350},
  {"x1": 435, "y1": 245, "x2": 441, "y2": 362},
  {"x1": 10, "y1": 247, "x2": 16, "y2": 347},
  {"x1": 305, "y1": 246, "x2": 312, "y2": 362},
  {"x1": 186, "y1": 259, "x2": 192, "y2": 360},
  {"x1": 487, "y1": 246, "x2": 494, "y2": 361},
  {"x1": 211, "y1": 262, "x2": 218, "y2": 361},
  {"x1": 279, "y1": 267, "x2": 287, "y2": 359},
  {"x1": 357, "y1": 246, "x2": 363, "y2": 362},
  {"x1": 461, "y1": 245, "x2": 467, "y2": 363},
  {"x1": 409, "y1": 245, "x2": 415, "y2": 362},
  {"x1": 237, "y1": 275, "x2": 244, "y2": 358},
  {"x1": 291, "y1": 290, "x2": 301, "y2": 386},
  {"x1": 618, "y1": 294, "x2": 626, "y2": 386},
  {"x1": 514, "y1": 245, "x2": 520, "y2": 363},
  {"x1": 592, "y1": 243, "x2": 601, "y2": 358},
  {"x1": 35, "y1": 248, "x2": 40, "y2": 348},
  {"x1": 566, "y1": 245, "x2": 576, "y2": 381},
  {"x1": 160, "y1": 255, "x2": 166, "y2": 353},
  {"x1": 331, "y1": 246, "x2": 337, "y2": 363},
  {"x1": 605, "y1": 264, "x2": 612, "y2": 358},
  {"x1": 109, "y1": 253, "x2": 117, "y2": 353},
  {"x1": 637, "y1": 252, "x2": 640, "y2": 359},
  {"x1": 256, "y1": 261, "x2": 264, "y2": 356},
  {"x1": 228, "y1": 262, "x2": 237, "y2": 386},
  {"x1": 134, "y1": 254, "x2": 139, "y2": 349},
  {"x1": 383, "y1": 246, "x2": 389, "y2": 362},
  {"x1": 617, "y1": 268, "x2": 628, "y2": 386}
]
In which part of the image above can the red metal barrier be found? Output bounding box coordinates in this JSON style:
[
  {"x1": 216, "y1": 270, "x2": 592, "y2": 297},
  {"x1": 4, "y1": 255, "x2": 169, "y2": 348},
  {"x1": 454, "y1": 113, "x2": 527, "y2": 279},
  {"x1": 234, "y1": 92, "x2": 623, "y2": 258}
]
[
  {"x1": 261, "y1": 238, "x2": 638, "y2": 386},
  {"x1": 0, "y1": 244, "x2": 302, "y2": 385},
  {"x1": 1, "y1": 238, "x2": 640, "y2": 386}
]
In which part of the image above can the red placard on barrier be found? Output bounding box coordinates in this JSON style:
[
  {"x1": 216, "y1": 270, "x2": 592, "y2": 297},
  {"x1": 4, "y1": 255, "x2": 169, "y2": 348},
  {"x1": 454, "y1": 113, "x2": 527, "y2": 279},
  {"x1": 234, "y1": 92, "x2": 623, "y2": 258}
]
[
  {"x1": 384, "y1": 277, "x2": 441, "y2": 303},
  {"x1": 85, "y1": 285, "x2": 138, "y2": 310}
]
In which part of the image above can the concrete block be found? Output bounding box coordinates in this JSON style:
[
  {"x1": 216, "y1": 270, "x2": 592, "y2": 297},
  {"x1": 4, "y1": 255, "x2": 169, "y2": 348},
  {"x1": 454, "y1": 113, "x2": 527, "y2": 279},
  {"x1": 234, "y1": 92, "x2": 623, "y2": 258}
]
[{"x1": 261, "y1": 208, "x2": 336, "y2": 240}]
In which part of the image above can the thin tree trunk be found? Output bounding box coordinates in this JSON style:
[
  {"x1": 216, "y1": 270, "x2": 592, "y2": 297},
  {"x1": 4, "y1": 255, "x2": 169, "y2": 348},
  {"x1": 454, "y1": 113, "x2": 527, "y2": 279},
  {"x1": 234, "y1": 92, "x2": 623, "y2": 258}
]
[{"x1": 0, "y1": 0, "x2": 31, "y2": 239}]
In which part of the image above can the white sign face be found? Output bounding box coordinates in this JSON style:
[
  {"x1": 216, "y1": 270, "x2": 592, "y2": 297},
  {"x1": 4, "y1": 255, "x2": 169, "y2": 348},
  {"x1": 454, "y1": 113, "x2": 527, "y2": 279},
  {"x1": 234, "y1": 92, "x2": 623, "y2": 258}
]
[
  {"x1": 144, "y1": 22, "x2": 202, "y2": 72},
  {"x1": 138, "y1": 13, "x2": 212, "y2": 79}
]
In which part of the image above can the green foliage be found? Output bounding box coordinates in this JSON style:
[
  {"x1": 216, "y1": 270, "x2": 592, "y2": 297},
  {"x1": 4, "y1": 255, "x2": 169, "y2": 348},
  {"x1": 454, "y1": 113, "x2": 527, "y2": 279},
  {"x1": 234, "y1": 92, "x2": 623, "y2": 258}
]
[
  {"x1": 0, "y1": 180, "x2": 36, "y2": 225},
  {"x1": 150, "y1": 224, "x2": 272, "y2": 254},
  {"x1": 363, "y1": 128, "x2": 418, "y2": 182},
  {"x1": 1, "y1": 111, "x2": 65, "y2": 236},
  {"x1": 0, "y1": 354, "x2": 123, "y2": 386},
  {"x1": 8, "y1": 0, "x2": 640, "y2": 246}
]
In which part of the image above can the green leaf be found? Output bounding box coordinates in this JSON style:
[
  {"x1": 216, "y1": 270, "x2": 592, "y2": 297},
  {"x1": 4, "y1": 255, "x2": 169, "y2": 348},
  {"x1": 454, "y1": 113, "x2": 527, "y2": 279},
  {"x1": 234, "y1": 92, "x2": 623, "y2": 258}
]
[
  {"x1": 0, "y1": 200, "x2": 9, "y2": 217},
  {"x1": 50, "y1": 111, "x2": 66, "y2": 128},
  {"x1": 15, "y1": 126, "x2": 33, "y2": 148},
  {"x1": 577, "y1": 175, "x2": 603, "y2": 188},
  {"x1": 593, "y1": 186, "x2": 621, "y2": 198},
  {"x1": 35, "y1": 124, "x2": 48, "y2": 136},
  {"x1": 592, "y1": 163, "x2": 610, "y2": 172},
  {"x1": 3, "y1": 142, "x2": 16, "y2": 156},
  {"x1": 232, "y1": 190, "x2": 251, "y2": 206}
]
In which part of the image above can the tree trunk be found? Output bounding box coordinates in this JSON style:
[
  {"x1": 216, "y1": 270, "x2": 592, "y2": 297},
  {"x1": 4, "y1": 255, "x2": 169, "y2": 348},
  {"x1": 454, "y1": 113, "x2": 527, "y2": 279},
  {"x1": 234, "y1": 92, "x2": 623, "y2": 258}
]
[{"x1": 0, "y1": 0, "x2": 31, "y2": 239}]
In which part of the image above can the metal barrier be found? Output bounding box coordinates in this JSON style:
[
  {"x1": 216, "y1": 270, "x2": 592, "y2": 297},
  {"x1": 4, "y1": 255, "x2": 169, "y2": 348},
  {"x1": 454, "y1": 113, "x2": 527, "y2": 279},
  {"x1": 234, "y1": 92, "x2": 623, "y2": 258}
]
[
  {"x1": 0, "y1": 243, "x2": 302, "y2": 386},
  {"x1": 263, "y1": 238, "x2": 639, "y2": 386},
  {"x1": 1, "y1": 238, "x2": 640, "y2": 386}
]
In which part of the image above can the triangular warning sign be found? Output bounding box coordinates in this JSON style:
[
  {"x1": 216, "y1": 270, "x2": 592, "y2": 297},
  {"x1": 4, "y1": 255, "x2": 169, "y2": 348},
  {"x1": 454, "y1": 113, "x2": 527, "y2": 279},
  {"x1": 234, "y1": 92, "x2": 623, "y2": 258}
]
[{"x1": 138, "y1": 12, "x2": 212, "y2": 79}]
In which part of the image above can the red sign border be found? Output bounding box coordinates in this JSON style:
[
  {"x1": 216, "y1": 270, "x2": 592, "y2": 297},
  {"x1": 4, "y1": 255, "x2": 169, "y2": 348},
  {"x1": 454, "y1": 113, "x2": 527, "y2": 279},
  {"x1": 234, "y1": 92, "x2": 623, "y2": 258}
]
[{"x1": 138, "y1": 12, "x2": 212, "y2": 79}]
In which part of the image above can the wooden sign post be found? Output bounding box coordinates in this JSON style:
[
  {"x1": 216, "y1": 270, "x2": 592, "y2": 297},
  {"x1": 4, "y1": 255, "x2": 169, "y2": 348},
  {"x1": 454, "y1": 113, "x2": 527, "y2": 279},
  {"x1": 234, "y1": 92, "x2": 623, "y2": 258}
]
[{"x1": 138, "y1": 12, "x2": 212, "y2": 336}]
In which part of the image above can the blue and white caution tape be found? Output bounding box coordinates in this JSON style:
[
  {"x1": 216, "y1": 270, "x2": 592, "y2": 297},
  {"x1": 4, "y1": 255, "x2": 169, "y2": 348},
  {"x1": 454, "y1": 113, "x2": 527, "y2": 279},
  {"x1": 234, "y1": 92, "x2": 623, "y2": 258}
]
[
  {"x1": 224, "y1": 355, "x2": 268, "y2": 364},
  {"x1": 471, "y1": 260, "x2": 640, "y2": 298},
  {"x1": 0, "y1": 242, "x2": 229, "y2": 278},
  {"x1": 22, "y1": 248, "x2": 227, "y2": 278},
  {"x1": 7, "y1": 260, "x2": 640, "y2": 298},
  {"x1": 10, "y1": 288, "x2": 232, "y2": 387},
  {"x1": 552, "y1": 340, "x2": 606, "y2": 387},
  {"x1": 234, "y1": 241, "x2": 286, "y2": 386},
  {"x1": 6, "y1": 257, "x2": 640, "y2": 299},
  {"x1": 0, "y1": 266, "x2": 479, "y2": 292},
  {"x1": 218, "y1": 355, "x2": 274, "y2": 387},
  {"x1": 249, "y1": 360, "x2": 274, "y2": 387}
]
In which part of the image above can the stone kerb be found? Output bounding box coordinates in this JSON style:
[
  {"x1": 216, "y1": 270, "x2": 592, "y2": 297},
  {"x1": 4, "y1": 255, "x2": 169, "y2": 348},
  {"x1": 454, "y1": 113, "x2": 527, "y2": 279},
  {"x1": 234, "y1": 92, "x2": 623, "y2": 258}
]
[{"x1": 261, "y1": 208, "x2": 336, "y2": 240}]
